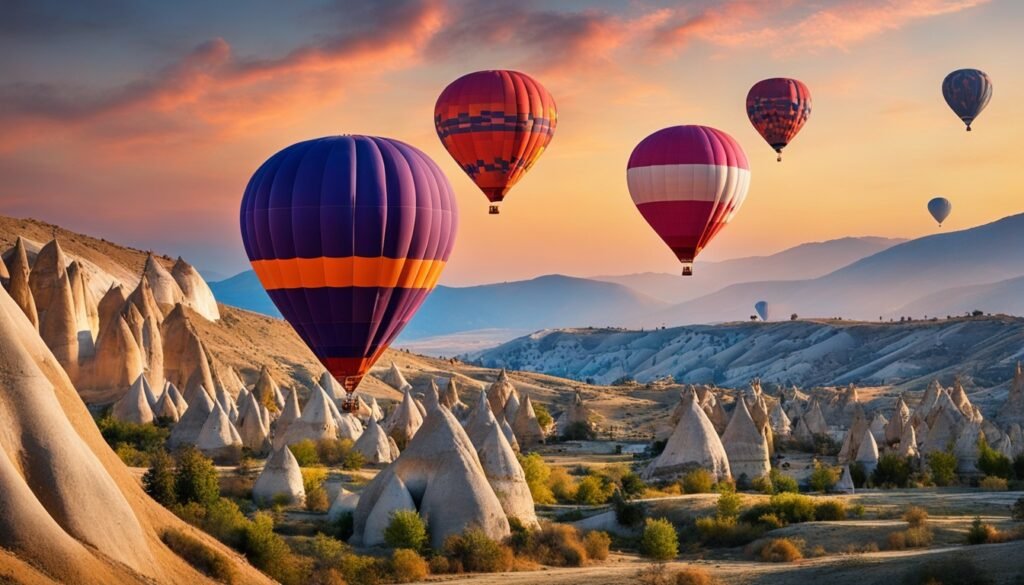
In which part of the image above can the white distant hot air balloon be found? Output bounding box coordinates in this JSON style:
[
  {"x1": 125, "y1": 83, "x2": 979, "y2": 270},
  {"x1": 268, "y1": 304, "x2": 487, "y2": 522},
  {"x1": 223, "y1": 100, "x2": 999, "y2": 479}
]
[{"x1": 755, "y1": 301, "x2": 769, "y2": 321}]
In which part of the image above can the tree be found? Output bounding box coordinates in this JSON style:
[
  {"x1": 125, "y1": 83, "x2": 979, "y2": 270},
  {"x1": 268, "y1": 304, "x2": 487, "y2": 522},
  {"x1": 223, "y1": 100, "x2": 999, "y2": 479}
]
[
  {"x1": 716, "y1": 487, "x2": 742, "y2": 520},
  {"x1": 174, "y1": 447, "x2": 220, "y2": 507},
  {"x1": 640, "y1": 518, "x2": 679, "y2": 561},
  {"x1": 518, "y1": 452, "x2": 555, "y2": 504},
  {"x1": 384, "y1": 510, "x2": 428, "y2": 551},
  {"x1": 977, "y1": 437, "x2": 1013, "y2": 479},
  {"x1": 926, "y1": 450, "x2": 958, "y2": 487},
  {"x1": 872, "y1": 453, "x2": 912, "y2": 488},
  {"x1": 143, "y1": 449, "x2": 177, "y2": 506},
  {"x1": 809, "y1": 462, "x2": 838, "y2": 493},
  {"x1": 790, "y1": 313, "x2": 799, "y2": 321}
]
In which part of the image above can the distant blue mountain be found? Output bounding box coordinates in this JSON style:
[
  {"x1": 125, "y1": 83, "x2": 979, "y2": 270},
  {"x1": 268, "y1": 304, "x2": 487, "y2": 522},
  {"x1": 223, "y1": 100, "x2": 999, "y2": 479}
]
[{"x1": 209, "y1": 270, "x2": 280, "y2": 317}]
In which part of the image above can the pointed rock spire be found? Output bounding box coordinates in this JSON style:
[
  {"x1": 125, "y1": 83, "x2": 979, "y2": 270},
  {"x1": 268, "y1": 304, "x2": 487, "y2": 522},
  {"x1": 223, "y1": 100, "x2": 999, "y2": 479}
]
[
  {"x1": 643, "y1": 393, "x2": 731, "y2": 481},
  {"x1": 383, "y1": 361, "x2": 412, "y2": 392},
  {"x1": 833, "y1": 466, "x2": 855, "y2": 494},
  {"x1": 721, "y1": 399, "x2": 770, "y2": 483},
  {"x1": 277, "y1": 386, "x2": 337, "y2": 447},
  {"x1": 354, "y1": 415, "x2": 398, "y2": 464},
  {"x1": 111, "y1": 375, "x2": 155, "y2": 425},
  {"x1": 5, "y1": 237, "x2": 38, "y2": 327},
  {"x1": 897, "y1": 423, "x2": 919, "y2": 458},
  {"x1": 854, "y1": 429, "x2": 879, "y2": 476},
  {"x1": 196, "y1": 402, "x2": 243, "y2": 464},
  {"x1": 384, "y1": 388, "x2": 424, "y2": 447},
  {"x1": 153, "y1": 389, "x2": 181, "y2": 423},
  {"x1": 885, "y1": 396, "x2": 911, "y2": 446},
  {"x1": 28, "y1": 238, "x2": 68, "y2": 321},
  {"x1": 237, "y1": 395, "x2": 271, "y2": 454},
  {"x1": 512, "y1": 394, "x2": 546, "y2": 448},
  {"x1": 97, "y1": 284, "x2": 127, "y2": 333},
  {"x1": 39, "y1": 271, "x2": 79, "y2": 380},
  {"x1": 171, "y1": 256, "x2": 220, "y2": 321},
  {"x1": 478, "y1": 422, "x2": 538, "y2": 527},
  {"x1": 253, "y1": 447, "x2": 305, "y2": 506},
  {"x1": 81, "y1": 314, "x2": 144, "y2": 403},
  {"x1": 127, "y1": 274, "x2": 164, "y2": 326},
  {"x1": 142, "y1": 253, "x2": 184, "y2": 309}
]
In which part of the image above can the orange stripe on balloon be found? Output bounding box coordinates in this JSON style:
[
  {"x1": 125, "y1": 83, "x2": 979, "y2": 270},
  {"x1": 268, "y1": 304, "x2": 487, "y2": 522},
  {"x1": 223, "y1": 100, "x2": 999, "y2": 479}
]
[{"x1": 251, "y1": 257, "x2": 447, "y2": 290}]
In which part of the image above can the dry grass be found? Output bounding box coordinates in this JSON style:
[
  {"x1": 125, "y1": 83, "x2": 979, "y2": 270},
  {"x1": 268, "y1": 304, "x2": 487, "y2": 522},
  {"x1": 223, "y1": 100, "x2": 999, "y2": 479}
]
[{"x1": 755, "y1": 538, "x2": 804, "y2": 563}]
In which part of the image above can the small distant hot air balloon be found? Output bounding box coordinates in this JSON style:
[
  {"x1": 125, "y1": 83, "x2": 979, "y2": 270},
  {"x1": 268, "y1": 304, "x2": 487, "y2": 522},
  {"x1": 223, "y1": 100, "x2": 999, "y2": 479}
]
[
  {"x1": 434, "y1": 70, "x2": 557, "y2": 214},
  {"x1": 928, "y1": 197, "x2": 952, "y2": 226},
  {"x1": 746, "y1": 78, "x2": 812, "y2": 161},
  {"x1": 942, "y1": 69, "x2": 992, "y2": 131},
  {"x1": 240, "y1": 136, "x2": 457, "y2": 411},
  {"x1": 755, "y1": 301, "x2": 769, "y2": 322},
  {"x1": 627, "y1": 125, "x2": 751, "y2": 276}
]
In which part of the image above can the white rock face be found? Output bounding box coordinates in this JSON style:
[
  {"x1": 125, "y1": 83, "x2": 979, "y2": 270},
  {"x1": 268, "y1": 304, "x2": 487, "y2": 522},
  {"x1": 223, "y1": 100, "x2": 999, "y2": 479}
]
[
  {"x1": 171, "y1": 257, "x2": 220, "y2": 321},
  {"x1": 644, "y1": 393, "x2": 731, "y2": 481},
  {"x1": 253, "y1": 447, "x2": 305, "y2": 506}
]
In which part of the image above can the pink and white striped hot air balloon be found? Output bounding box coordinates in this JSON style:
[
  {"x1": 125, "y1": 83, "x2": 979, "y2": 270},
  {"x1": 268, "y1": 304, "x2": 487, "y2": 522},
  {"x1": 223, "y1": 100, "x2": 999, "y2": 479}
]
[{"x1": 627, "y1": 125, "x2": 750, "y2": 276}]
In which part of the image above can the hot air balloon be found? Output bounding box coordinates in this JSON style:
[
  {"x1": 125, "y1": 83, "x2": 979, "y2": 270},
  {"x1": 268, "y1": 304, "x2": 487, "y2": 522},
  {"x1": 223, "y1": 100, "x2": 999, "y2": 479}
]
[
  {"x1": 627, "y1": 125, "x2": 750, "y2": 276},
  {"x1": 434, "y1": 70, "x2": 557, "y2": 214},
  {"x1": 928, "y1": 197, "x2": 952, "y2": 226},
  {"x1": 240, "y1": 136, "x2": 457, "y2": 411},
  {"x1": 746, "y1": 78, "x2": 811, "y2": 161},
  {"x1": 942, "y1": 69, "x2": 992, "y2": 131},
  {"x1": 755, "y1": 301, "x2": 769, "y2": 322}
]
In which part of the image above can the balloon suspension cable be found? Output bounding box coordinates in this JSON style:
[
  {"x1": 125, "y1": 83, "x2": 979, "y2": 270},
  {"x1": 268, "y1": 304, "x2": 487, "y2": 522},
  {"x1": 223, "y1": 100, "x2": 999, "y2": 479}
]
[{"x1": 489, "y1": 205, "x2": 500, "y2": 215}]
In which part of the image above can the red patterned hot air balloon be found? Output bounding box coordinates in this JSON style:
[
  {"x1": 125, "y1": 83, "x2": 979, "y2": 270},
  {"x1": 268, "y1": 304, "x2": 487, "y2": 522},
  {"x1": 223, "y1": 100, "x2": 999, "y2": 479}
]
[
  {"x1": 435, "y1": 70, "x2": 557, "y2": 214},
  {"x1": 240, "y1": 136, "x2": 457, "y2": 411},
  {"x1": 746, "y1": 78, "x2": 811, "y2": 161},
  {"x1": 627, "y1": 126, "x2": 750, "y2": 276}
]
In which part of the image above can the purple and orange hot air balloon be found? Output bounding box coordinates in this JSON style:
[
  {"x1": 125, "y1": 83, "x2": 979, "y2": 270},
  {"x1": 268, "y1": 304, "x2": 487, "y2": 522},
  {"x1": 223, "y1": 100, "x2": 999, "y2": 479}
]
[
  {"x1": 240, "y1": 136, "x2": 457, "y2": 411},
  {"x1": 627, "y1": 125, "x2": 750, "y2": 276},
  {"x1": 746, "y1": 78, "x2": 812, "y2": 161},
  {"x1": 434, "y1": 70, "x2": 557, "y2": 214}
]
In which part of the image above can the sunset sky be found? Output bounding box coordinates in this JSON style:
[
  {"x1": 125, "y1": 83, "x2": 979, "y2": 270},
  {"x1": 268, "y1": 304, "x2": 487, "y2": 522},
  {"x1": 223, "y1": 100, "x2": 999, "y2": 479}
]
[{"x1": 2, "y1": 0, "x2": 1021, "y2": 286}]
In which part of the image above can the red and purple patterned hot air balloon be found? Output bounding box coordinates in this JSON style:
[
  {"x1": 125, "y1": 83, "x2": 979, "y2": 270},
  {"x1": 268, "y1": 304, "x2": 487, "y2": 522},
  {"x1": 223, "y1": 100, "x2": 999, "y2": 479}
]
[
  {"x1": 434, "y1": 70, "x2": 557, "y2": 214},
  {"x1": 240, "y1": 136, "x2": 457, "y2": 410},
  {"x1": 746, "y1": 78, "x2": 811, "y2": 161},
  {"x1": 627, "y1": 126, "x2": 750, "y2": 276}
]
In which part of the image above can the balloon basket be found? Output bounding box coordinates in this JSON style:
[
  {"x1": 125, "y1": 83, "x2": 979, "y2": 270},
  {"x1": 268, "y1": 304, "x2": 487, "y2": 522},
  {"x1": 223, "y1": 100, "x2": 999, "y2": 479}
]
[
  {"x1": 681, "y1": 264, "x2": 693, "y2": 276},
  {"x1": 489, "y1": 205, "x2": 500, "y2": 215},
  {"x1": 341, "y1": 397, "x2": 357, "y2": 413}
]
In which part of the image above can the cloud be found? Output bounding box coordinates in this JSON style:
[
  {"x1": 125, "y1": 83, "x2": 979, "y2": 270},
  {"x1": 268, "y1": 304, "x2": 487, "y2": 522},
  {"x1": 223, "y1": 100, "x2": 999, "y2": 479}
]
[{"x1": 651, "y1": 0, "x2": 989, "y2": 55}]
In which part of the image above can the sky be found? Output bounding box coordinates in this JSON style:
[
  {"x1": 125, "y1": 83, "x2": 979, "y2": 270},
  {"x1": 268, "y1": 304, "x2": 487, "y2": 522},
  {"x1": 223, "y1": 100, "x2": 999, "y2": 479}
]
[{"x1": 1, "y1": 0, "x2": 1021, "y2": 285}]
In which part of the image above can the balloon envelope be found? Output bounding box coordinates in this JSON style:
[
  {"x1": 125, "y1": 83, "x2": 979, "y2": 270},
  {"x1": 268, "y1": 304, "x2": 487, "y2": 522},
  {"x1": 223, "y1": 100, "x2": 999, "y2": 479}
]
[
  {"x1": 746, "y1": 78, "x2": 812, "y2": 160},
  {"x1": 627, "y1": 125, "x2": 750, "y2": 274},
  {"x1": 755, "y1": 301, "x2": 769, "y2": 321},
  {"x1": 239, "y1": 136, "x2": 458, "y2": 392},
  {"x1": 928, "y1": 197, "x2": 952, "y2": 226},
  {"x1": 434, "y1": 70, "x2": 557, "y2": 211},
  {"x1": 942, "y1": 69, "x2": 992, "y2": 131}
]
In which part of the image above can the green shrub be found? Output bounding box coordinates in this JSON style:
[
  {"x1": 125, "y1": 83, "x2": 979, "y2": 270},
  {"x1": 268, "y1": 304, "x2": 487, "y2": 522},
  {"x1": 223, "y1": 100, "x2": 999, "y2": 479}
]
[
  {"x1": 562, "y1": 421, "x2": 596, "y2": 441},
  {"x1": 613, "y1": 490, "x2": 646, "y2": 527},
  {"x1": 619, "y1": 472, "x2": 647, "y2": 499},
  {"x1": 768, "y1": 469, "x2": 799, "y2": 494},
  {"x1": 716, "y1": 488, "x2": 742, "y2": 520},
  {"x1": 384, "y1": 510, "x2": 428, "y2": 552},
  {"x1": 97, "y1": 416, "x2": 170, "y2": 453},
  {"x1": 306, "y1": 487, "x2": 330, "y2": 512},
  {"x1": 767, "y1": 493, "x2": 815, "y2": 524},
  {"x1": 576, "y1": 474, "x2": 616, "y2": 505},
  {"x1": 533, "y1": 403, "x2": 553, "y2": 430},
  {"x1": 549, "y1": 467, "x2": 578, "y2": 503},
  {"x1": 682, "y1": 469, "x2": 715, "y2": 494},
  {"x1": 443, "y1": 529, "x2": 513, "y2": 572},
  {"x1": 966, "y1": 517, "x2": 995, "y2": 545},
  {"x1": 115, "y1": 443, "x2": 153, "y2": 467},
  {"x1": 926, "y1": 450, "x2": 958, "y2": 487},
  {"x1": 814, "y1": 500, "x2": 847, "y2": 521},
  {"x1": 977, "y1": 437, "x2": 1013, "y2": 479},
  {"x1": 873, "y1": 453, "x2": 912, "y2": 488},
  {"x1": 161, "y1": 529, "x2": 237, "y2": 584},
  {"x1": 695, "y1": 516, "x2": 764, "y2": 547},
  {"x1": 756, "y1": 538, "x2": 803, "y2": 562},
  {"x1": 849, "y1": 462, "x2": 867, "y2": 488},
  {"x1": 809, "y1": 462, "x2": 838, "y2": 493},
  {"x1": 750, "y1": 475, "x2": 773, "y2": 495},
  {"x1": 640, "y1": 518, "x2": 679, "y2": 561},
  {"x1": 174, "y1": 447, "x2": 220, "y2": 507},
  {"x1": 584, "y1": 531, "x2": 611, "y2": 561},
  {"x1": 904, "y1": 506, "x2": 929, "y2": 528},
  {"x1": 522, "y1": 523, "x2": 588, "y2": 566},
  {"x1": 144, "y1": 449, "x2": 177, "y2": 506},
  {"x1": 242, "y1": 512, "x2": 303, "y2": 585},
  {"x1": 518, "y1": 452, "x2": 555, "y2": 505},
  {"x1": 200, "y1": 498, "x2": 250, "y2": 548},
  {"x1": 390, "y1": 548, "x2": 428, "y2": 582},
  {"x1": 289, "y1": 440, "x2": 321, "y2": 467}
]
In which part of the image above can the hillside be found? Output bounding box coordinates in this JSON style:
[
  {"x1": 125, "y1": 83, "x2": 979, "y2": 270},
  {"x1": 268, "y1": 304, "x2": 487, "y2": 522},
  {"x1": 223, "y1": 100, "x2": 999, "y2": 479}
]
[
  {"x1": 469, "y1": 316, "x2": 1024, "y2": 395},
  {"x1": 896, "y1": 274, "x2": 1024, "y2": 317},
  {"x1": 594, "y1": 236, "x2": 904, "y2": 304},
  {"x1": 646, "y1": 213, "x2": 1024, "y2": 325}
]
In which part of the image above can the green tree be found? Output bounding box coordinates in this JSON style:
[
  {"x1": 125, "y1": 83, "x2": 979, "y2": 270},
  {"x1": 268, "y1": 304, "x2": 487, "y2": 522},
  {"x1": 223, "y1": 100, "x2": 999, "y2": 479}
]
[
  {"x1": 143, "y1": 449, "x2": 177, "y2": 506},
  {"x1": 926, "y1": 450, "x2": 958, "y2": 487},
  {"x1": 872, "y1": 453, "x2": 912, "y2": 488},
  {"x1": 716, "y1": 487, "x2": 742, "y2": 520},
  {"x1": 640, "y1": 518, "x2": 679, "y2": 561},
  {"x1": 533, "y1": 403, "x2": 553, "y2": 430},
  {"x1": 518, "y1": 452, "x2": 555, "y2": 504},
  {"x1": 174, "y1": 447, "x2": 220, "y2": 507},
  {"x1": 384, "y1": 510, "x2": 428, "y2": 551},
  {"x1": 977, "y1": 437, "x2": 1013, "y2": 479},
  {"x1": 809, "y1": 462, "x2": 838, "y2": 493}
]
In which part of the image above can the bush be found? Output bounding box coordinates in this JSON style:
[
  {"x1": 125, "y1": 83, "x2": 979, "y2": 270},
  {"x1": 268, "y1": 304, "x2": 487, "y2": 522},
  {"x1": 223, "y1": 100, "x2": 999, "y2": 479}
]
[
  {"x1": 682, "y1": 469, "x2": 715, "y2": 494},
  {"x1": 979, "y1": 476, "x2": 1008, "y2": 491},
  {"x1": 809, "y1": 462, "x2": 838, "y2": 493},
  {"x1": 966, "y1": 517, "x2": 995, "y2": 545},
  {"x1": 903, "y1": 556, "x2": 994, "y2": 585},
  {"x1": 673, "y1": 567, "x2": 717, "y2": 585},
  {"x1": 977, "y1": 438, "x2": 1013, "y2": 479},
  {"x1": 242, "y1": 512, "x2": 303, "y2": 585},
  {"x1": 200, "y1": 498, "x2": 250, "y2": 548},
  {"x1": 756, "y1": 538, "x2": 803, "y2": 562},
  {"x1": 1012, "y1": 497, "x2": 1024, "y2": 521},
  {"x1": 927, "y1": 451, "x2": 958, "y2": 487},
  {"x1": 562, "y1": 421, "x2": 596, "y2": 441},
  {"x1": 289, "y1": 440, "x2": 321, "y2": 467},
  {"x1": 522, "y1": 523, "x2": 588, "y2": 566},
  {"x1": 549, "y1": 466, "x2": 578, "y2": 503},
  {"x1": 716, "y1": 489, "x2": 743, "y2": 520},
  {"x1": 518, "y1": 453, "x2": 555, "y2": 505},
  {"x1": 390, "y1": 549, "x2": 428, "y2": 582},
  {"x1": 613, "y1": 490, "x2": 646, "y2": 527},
  {"x1": 904, "y1": 506, "x2": 929, "y2": 528},
  {"x1": 306, "y1": 487, "x2": 330, "y2": 512},
  {"x1": 576, "y1": 475, "x2": 616, "y2": 505},
  {"x1": 640, "y1": 518, "x2": 679, "y2": 561},
  {"x1": 97, "y1": 416, "x2": 170, "y2": 453},
  {"x1": 144, "y1": 449, "x2": 177, "y2": 506},
  {"x1": 849, "y1": 462, "x2": 867, "y2": 488},
  {"x1": 533, "y1": 403, "x2": 553, "y2": 430},
  {"x1": 814, "y1": 500, "x2": 847, "y2": 521},
  {"x1": 443, "y1": 529, "x2": 513, "y2": 573},
  {"x1": 384, "y1": 510, "x2": 428, "y2": 552},
  {"x1": 174, "y1": 447, "x2": 220, "y2": 507},
  {"x1": 619, "y1": 472, "x2": 647, "y2": 499},
  {"x1": 768, "y1": 469, "x2": 799, "y2": 494},
  {"x1": 887, "y1": 526, "x2": 933, "y2": 550},
  {"x1": 695, "y1": 516, "x2": 764, "y2": 547},
  {"x1": 584, "y1": 531, "x2": 611, "y2": 561},
  {"x1": 161, "y1": 529, "x2": 237, "y2": 584},
  {"x1": 873, "y1": 453, "x2": 912, "y2": 488},
  {"x1": 767, "y1": 493, "x2": 816, "y2": 524}
]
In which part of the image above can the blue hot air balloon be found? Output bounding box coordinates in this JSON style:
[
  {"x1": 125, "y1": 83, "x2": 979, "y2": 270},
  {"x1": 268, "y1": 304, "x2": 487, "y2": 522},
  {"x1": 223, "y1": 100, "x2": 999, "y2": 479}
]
[
  {"x1": 240, "y1": 136, "x2": 458, "y2": 410},
  {"x1": 754, "y1": 301, "x2": 769, "y2": 321},
  {"x1": 928, "y1": 197, "x2": 952, "y2": 226},
  {"x1": 942, "y1": 69, "x2": 992, "y2": 131}
]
